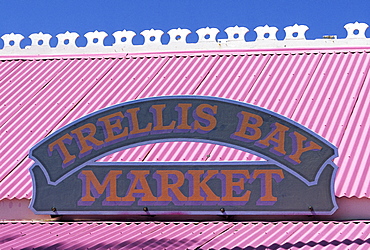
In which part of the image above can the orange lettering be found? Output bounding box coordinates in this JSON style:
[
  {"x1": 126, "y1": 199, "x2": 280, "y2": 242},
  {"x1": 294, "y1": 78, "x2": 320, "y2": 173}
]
[
  {"x1": 253, "y1": 169, "x2": 284, "y2": 203},
  {"x1": 287, "y1": 132, "x2": 322, "y2": 164},
  {"x1": 150, "y1": 104, "x2": 176, "y2": 133},
  {"x1": 175, "y1": 103, "x2": 192, "y2": 131},
  {"x1": 193, "y1": 104, "x2": 218, "y2": 133},
  {"x1": 125, "y1": 107, "x2": 152, "y2": 137},
  {"x1": 79, "y1": 170, "x2": 121, "y2": 202},
  {"x1": 221, "y1": 170, "x2": 251, "y2": 201},
  {"x1": 97, "y1": 112, "x2": 128, "y2": 144},
  {"x1": 232, "y1": 111, "x2": 263, "y2": 141},
  {"x1": 156, "y1": 170, "x2": 187, "y2": 201},
  {"x1": 257, "y1": 123, "x2": 289, "y2": 156},
  {"x1": 48, "y1": 133, "x2": 76, "y2": 167},
  {"x1": 188, "y1": 170, "x2": 220, "y2": 201},
  {"x1": 122, "y1": 170, "x2": 156, "y2": 202},
  {"x1": 71, "y1": 123, "x2": 104, "y2": 157}
]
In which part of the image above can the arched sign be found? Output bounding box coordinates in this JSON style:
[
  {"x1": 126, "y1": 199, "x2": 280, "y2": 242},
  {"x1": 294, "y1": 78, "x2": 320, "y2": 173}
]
[{"x1": 30, "y1": 96, "x2": 338, "y2": 215}]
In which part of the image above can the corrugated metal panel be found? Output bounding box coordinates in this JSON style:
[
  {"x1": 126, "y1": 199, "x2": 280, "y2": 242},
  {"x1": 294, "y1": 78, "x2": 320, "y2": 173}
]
[
  {"x1": 289, "y1": 51, "x2": 370, "y2": 198},
  {"x1": 0, "y1": 59, "x2": 71, "y2": 126},
  {"x1": 53, "y1": 56, "x2": 169, "y2": 131},
  {"x1": 0, "y1": 221, "x2": 233, "y2": 249},
  {"x1": 335, "y1": 68, "x2": 370, "y2": 198},
  {"x1": 1, "y1": 221, "x2": 369, "y2": 249},
  {"x1": 138, "y1": 55, "x2": 219, "y2": 98},
  {"x1": 201, "y1": 221, "x2": 370, "y2": 249},
  {"x1": 143, "y1": 53, "x2": 270, "y2": 162},
  {"x1": 194, "y1": 54, "x2": 271, "y2": 100},
  {"x1": 136, "y1": 54, "x2": 221, "y2": 162},
  {"x1": 279, "y1": 221, "x2": 370, "y2": 250},
  {"x1": 50, "y1": 56, "x2": 170, "y2": 163},
  {"x1": 245, "y1": 53, "x2": 323, "y2": 117},
  {"x1": 196, "y1": 54, "x2": 271, "y2": 162},
  {"x1": 291, "y1": 52, "x2": 370, "y2": 146},
  {"x1": 1, "y1": 50, "x2": 370, "y2": 200},
  {"x1": 0, "y1": 56, "x2": 172, "y2": 199},
  {"x1": 0, "y1": 58, "x2": 118, "y2": 181},
  {"x1": 205, "y1": 52, "x2": 323, "y2": 162},
  {"x1": 0, "y1": 159, "x2": 33, "y2": 199},
  {"x1": 202, "y1": 222, "x2": 303, "y2": 249},
  {"x1": 0, "y1": 60, "x2": 22, "y2": 81}
]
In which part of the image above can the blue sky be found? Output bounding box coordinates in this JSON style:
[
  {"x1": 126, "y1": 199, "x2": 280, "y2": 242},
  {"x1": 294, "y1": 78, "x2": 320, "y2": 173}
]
[{"x1": 0, "y1": 0, "x2": 369, "y2": 47}]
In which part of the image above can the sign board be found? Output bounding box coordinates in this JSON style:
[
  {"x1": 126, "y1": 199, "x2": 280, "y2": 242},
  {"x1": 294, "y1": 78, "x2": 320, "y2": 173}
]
[{"x1": 30, "y1": 96, "x2": 338, "y2": 215}]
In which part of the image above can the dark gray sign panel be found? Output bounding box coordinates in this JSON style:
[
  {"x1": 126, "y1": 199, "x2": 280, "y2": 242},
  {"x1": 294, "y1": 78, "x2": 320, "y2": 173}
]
[{"x1": 29, "y1": 96, "x2": 338, "y2": 215}]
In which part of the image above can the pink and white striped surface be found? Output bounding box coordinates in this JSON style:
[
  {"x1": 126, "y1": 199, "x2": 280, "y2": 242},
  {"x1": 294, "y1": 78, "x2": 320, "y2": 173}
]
[
  {"x1": 1, "y1": 221, "x2": 369, "y2": 249},
  {"x1": 1, "y1": 49, "x2": 369, "y2": 200}
]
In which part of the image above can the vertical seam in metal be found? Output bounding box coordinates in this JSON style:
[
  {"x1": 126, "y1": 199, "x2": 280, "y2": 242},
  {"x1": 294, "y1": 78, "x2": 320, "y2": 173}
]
[
  {"x1": 0, "y1": 59, "x2": 73, "y2": 128},
  {"x1": 34, "y1": 59, "x2": 72, "y2": 94},
  {"x1": 242, "y1": 54, "x2": 273, "y2": 97},
  {"x1": 290, "y1": 53, "x2": 324, "y2": 118},
  {"x1": 204, "y1": 54, "x2": 271, "y2": 162},
  {"x1": 195, "y1": 223, "x2": 236, "y2": 250},
  {"x1": 190, "y1": 55, "x2": 221, "y2": 162},
  {"x1": 336, "y1": 52, "x2": 370, "y2": 147},
  {"x1": 134, "y1": 56, "x2": 171, "y2": 100},
  {"x1": 191, "y1": 55, "x2": 221, "y2": 94},
  {"x1": 138, "y1": 56, "x2": 171, "y2": 162},
  {"x1": 0, "y1": 59, "x2": 75, "y2": 182},
  {"x1": 0, "y1": 155, "x2": 28, "y2": 183},
  {"x1": 44, "y1": 59, "x2": 121, "y2": 139}
]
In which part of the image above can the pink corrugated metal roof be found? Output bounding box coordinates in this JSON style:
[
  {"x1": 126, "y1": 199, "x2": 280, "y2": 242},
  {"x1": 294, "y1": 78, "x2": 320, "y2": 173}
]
[
  {"x1": 0, "y1": 59, "x2": 71, "y2": 126},
  {"x1": 291, "y1": 52, "x2": 370, "y2": 146},
  {"x1": 1, "y1": 58, "x2": 118, "y2": 182},
  {"x1": 335, "y1": 68, "x2": 370, "y2": 198},
  {"x1": 1, "y1": 221, "x2": 369, "y2": 249},
  {"x1": 1, "y1": 49, "x2": 370, "y2": 200}
]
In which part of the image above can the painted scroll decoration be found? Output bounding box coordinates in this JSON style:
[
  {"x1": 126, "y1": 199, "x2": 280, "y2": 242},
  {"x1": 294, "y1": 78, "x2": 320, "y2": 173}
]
[{"x1": 29, "y1": 96, "x2": 338, "y2": 215}]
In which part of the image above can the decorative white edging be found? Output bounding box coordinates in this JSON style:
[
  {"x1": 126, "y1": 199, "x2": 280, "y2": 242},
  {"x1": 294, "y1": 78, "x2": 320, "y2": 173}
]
[
  {"x1": 112, "y1": 30, "x2": 136, "y2": 47},
  {"x1": 254, "y1": 25, "x2": 278, "y2": 41},
  {"x1": 56, "y1": 31, "x2": 79, "y2": 49},
  {"x1": 284, "y1": 24, "x2": 309, "y2": 40},
  {"x1": 224, "y1": 26, "x2": 249, "y2": 42},
  {"x1": 167, "y1": 28, "x2": 191, "y2": 45},
  {"x1": 0, "y1": 22, "x2": 369, "y2": 56},
  {"x1": 2, "y1": 33, "x2": 24, "y2": 50},
  {"x1": 344, "y1": 22, "x2": 369, "y2": 39}
]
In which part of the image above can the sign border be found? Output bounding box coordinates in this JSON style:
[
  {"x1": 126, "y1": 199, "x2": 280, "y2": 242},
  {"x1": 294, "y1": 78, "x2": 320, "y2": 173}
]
[
  {"x1": 30, "y1": 161, "x2": 338, "y2": 216},
  {"x1": 29, "y1": 95, "x2": 339, "y2": 216}
]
